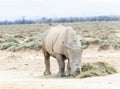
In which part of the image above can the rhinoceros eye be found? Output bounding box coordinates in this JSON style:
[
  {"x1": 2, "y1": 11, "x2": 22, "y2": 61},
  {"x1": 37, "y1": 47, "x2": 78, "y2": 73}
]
[{"x1": 73, "y1": 39, "x2": 77, "y2": 42}]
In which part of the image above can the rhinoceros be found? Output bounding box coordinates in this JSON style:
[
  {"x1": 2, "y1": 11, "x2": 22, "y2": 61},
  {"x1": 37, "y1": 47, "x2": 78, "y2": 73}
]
[{"x1": 41, "y1": 25, "x2": 87, "y2": 77}]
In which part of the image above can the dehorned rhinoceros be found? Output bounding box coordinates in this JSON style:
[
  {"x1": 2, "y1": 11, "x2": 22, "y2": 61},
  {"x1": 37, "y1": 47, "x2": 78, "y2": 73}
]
[{"x1": 41, "y1": 25, "x2": 88, "y2": 77}]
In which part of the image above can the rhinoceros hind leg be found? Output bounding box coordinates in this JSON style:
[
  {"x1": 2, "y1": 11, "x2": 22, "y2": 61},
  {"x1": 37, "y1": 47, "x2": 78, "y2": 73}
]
[{"x1": 42, "y1": 47, "x2": 51, "y2": 76}]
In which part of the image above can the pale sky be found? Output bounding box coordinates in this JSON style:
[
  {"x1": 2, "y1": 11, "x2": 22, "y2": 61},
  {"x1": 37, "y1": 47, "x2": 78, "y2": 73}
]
[{"x1": 0, "y1": 0, "x2": 120, "y2": 21}]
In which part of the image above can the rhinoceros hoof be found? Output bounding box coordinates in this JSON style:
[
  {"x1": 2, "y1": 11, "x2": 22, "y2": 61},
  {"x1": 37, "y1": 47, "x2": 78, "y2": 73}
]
[
  {"x1": 65, "y1": 73, "x2": 71, "y2": 77},
  {"x1": 65, "y1": 72, "x2": 73, "y2": 77},
  {"x1": 44, "y1": 71, "x2": 51, "y2": 76},
  {"x1": 57, "y1": 72, "x2": 65, "y2": 77}
]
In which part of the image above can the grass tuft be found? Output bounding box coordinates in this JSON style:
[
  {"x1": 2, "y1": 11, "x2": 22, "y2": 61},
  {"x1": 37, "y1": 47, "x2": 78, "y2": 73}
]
[{"x1": 81, "y1": 62, "x2": 117, "y2": 78}]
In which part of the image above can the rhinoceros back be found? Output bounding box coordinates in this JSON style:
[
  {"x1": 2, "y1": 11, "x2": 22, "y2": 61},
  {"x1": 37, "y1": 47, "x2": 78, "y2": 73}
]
[
  {"x1": 42, "y1": 25, "x2": 81, "y2": 57},
  {"x1": 42, "y1": 25, "x2": 67, "y2": 56}
]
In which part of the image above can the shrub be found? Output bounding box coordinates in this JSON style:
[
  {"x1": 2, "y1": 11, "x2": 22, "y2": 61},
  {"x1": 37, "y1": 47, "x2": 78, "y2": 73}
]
[
  {"x1": 0, "y1": 35, "x2": 3, "y2": 38},
  {"x1": 14, "y1": 35, "x2": 24, "y2": 38},
  {"x1": 98, "y1": 40, "x2": 110, "y2": 50},
  {"x1": 0, "y1": 42, "x2": 18, "y2": 50},
  {"x1": 15, "y1": 38, "x2": 42, "y2": 51},
  {"x1": 111, "y1": 39, "x2": 120, "y2": 49},
  {"x1": 4, "y1": 38, "x2": 18, "y2": 43},
  {"x1": 0, "y1": 38, "x2": 4, "y2": 43}
]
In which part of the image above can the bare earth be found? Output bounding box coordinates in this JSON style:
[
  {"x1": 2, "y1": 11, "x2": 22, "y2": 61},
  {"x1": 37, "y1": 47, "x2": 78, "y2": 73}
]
[{"x1": 0, "y1": 45, "x2": 120, "y2": 89}]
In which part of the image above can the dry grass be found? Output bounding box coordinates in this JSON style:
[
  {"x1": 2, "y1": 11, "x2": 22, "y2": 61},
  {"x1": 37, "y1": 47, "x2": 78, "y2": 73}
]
[{"x1": 81, "y1": 62, "x2": 117, "y2": 78}]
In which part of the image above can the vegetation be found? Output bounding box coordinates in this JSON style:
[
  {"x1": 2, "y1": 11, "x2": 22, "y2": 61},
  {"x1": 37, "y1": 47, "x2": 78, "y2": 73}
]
[
  {"x1": 0, "y1": 21, "x2": 120, "y2": 51},
  {"x1": 0, "y1": 37, "x2": 41, "y2": 51},
  {"x1": 81, "y1": 62, "x2": 117, "y2": 78}
]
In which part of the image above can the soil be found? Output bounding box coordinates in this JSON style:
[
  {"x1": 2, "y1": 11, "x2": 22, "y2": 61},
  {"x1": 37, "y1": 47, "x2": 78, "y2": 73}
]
[{"x1": 0, "y1": 45, "x2": 120, "y2": 89}]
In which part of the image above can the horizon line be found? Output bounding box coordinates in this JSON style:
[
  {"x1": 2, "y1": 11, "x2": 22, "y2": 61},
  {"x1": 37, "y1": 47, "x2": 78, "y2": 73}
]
[{"x1": 0, "y1": 15, "x2": 120, "y2": 21}]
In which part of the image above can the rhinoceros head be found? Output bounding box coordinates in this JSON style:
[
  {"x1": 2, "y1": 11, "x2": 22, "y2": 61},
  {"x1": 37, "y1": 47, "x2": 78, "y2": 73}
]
[
  {"x1": 64, "y1": 42, "x2": 87, "y2": 76},
  {"x1": 63, "y1": 28, "x2": 88, "y2": 76}
]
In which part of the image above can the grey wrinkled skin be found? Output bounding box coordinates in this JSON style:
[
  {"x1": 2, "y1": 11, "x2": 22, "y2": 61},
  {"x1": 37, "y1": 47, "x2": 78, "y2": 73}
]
[
  {"x1": 65, "y1": 47, "x2": 83, "y2": 77},
  {"x1": 41, "y1": 25, "x2": 88, "y2": 77}
]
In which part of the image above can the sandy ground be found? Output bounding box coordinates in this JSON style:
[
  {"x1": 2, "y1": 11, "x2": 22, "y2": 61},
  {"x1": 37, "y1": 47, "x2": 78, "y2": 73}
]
[{"x1": 0, "y1": 46, "x2": 120, "y2": 89}]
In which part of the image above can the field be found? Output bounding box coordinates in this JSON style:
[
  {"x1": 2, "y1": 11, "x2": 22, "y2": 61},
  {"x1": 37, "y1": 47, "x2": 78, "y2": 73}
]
[{"x1": 0, "y1": 22, "x2": 120, "y2": 89}]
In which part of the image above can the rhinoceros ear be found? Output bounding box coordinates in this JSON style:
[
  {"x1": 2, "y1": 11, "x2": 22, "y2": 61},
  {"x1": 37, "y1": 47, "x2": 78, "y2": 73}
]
[
  {"x1": 81, "y1": 45, "x2": 88, "y2": 49},
  {"x1": 81, "y1": 42, "x2": 89, "y2": 49},
  {"x1": 63, "y1": 42, "x2": 72, "y2": 50}
]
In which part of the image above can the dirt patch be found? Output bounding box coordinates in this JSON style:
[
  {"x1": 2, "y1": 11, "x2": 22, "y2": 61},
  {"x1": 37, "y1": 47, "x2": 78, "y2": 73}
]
[{"x1": 0, "y1": 48, "x2": 120, "y2": 89}]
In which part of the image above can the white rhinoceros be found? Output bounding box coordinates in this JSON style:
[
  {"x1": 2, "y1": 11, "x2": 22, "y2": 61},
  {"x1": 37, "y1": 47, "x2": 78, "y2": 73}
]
[{"x1": 41, "y1": 25, "x2": 87, "y2": 77}]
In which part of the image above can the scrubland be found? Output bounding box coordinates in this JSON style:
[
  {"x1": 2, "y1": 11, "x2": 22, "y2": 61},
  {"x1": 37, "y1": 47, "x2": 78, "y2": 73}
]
[{"x1": 0, "y1": 22, "x2": 120, "y2": 89}]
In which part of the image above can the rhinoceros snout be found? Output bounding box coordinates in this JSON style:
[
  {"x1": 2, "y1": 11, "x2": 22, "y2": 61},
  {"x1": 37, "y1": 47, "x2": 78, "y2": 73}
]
[{"x1": 75, "y1": 67, "x2": 80, "y2": 73}]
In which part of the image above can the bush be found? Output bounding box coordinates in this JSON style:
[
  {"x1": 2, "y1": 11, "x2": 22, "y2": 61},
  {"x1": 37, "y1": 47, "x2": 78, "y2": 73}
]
[
  {"x1": 0, "y1": 42, "x2": 18, "y2": 50},
  {"x1": 111, "y1": 39, "x2": 120, "y2": 49},
  {"x1": 19, "y1": 40, "x2": 41, "y2": 50},
  {"x1": 0, "y1": 35, "x2": 3, "y2": 38},
  {"x1": 14, "y1": 38, "x2": 42, "y2": 51},
  {"x1": 14, "y1": 35, "x2": 24, "y2": 38},
  {"x1": 0, "y1": 38, "x2": 4, "y2": 43},
  {"x1": 7, "y1": 44, "x2": 19, "y2": 51},
  {"x1": 98, "y1": 40, "x2": 110, "y2": 50},
  {"x1": 4, "y1": 38, "x2": 18, "y2": 43}
]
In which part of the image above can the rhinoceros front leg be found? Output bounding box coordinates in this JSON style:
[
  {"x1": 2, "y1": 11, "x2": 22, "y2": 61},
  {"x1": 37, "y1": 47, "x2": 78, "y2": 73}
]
[
  {"x1": 43, "y1": 50, "x2": 51, "y2": 76},
  {"x1": 66, "y1": 60, "x2": 72, "y2": 76},
  {"x1": 56, "y1": 54, "x2": 65, "y2": 77}
]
